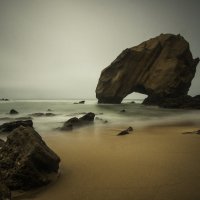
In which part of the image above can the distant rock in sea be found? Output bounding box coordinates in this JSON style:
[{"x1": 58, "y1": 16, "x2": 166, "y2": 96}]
[
  {"x1": 9, "y1": 109, "x2": 18, "y2": 115},
  {"x1": 73, "y1": 100, "x2": 85, "y2": 104},
  {"x1": 0, "y1": 126, "x2": 60, "y2": 190},
  {"x1": 0, "y1": 98, "x2": 9, "y2": 101},
  {"x1": 96, "y1": 34, "x2": 199, "y2": 107},
  {"x1": 30, "y1": 112, "x2": 56, "y2": 117}
]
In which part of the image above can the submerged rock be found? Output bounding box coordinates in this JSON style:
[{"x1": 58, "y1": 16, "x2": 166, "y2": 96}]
[
  {"x1": 73, "y1": 100, "x2": 85, "y2": 104},
  {"x1": 30, "y1": 113, "x2": 56, "y2": 117},
  {"x1": 95, "y1": 117, "x2": 108, "y2": 124},
  {"x1": 96, "y1": 34, "x2": 199, "y2": 104},
  {"x1": 60, "y1": 112, "x2": 95, "y2": 131},
  {"x1": 120, "y1": 109, "x2": 126, "y2": 113},
  {"x1": 0, "y1": 126, "x2": 60, "y2": 190},
  {"x1": 0, "y1": 98, "x2": 9, "y2": 101},
  {"x1": 0, "y1": 120, "x2": 33, "y2": 133},
  {"x1": 117, "y1": 127, "x2": 133, "y2": 136},
  {"x1": 9, "y1": 109, "x2": 18, "y2": 115}
]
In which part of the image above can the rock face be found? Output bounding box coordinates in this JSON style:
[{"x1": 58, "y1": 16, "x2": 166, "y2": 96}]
[
  {"x1": 0, "y1": 120, "x2": 33, "y2": 133},
  {"x1": 0, "y1": 126, "x2": 60, "y2": 190},
  {"x1": 96, "y1": 34, "x2": 199, "y2": 103}
]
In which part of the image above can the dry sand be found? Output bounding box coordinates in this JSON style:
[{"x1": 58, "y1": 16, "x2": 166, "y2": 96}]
[{"x1": 13, "y1": 124, "x2": 200, "y2": 200}]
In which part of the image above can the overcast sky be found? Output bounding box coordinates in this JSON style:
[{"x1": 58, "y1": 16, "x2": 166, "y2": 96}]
[{"x1": 0, "y1": 0, "x2": 199, "y2": 99}]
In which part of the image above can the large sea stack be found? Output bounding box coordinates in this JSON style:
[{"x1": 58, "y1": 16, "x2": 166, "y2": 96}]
[{"x1": 96, "y1": 34, "x2": 199, "y2": 105}]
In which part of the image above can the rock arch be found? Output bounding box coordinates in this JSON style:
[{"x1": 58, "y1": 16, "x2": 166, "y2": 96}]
[{"x1": 96, "y1": 34, "x2": 199, "y2": 104}]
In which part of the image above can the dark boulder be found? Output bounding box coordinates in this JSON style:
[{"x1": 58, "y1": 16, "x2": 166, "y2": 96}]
[
  {"x1": 0, "y1": 120, "x2": 33, "y2": 133},
  {"x1": 61, "y1": 117, "x2": 79, "y2": 131},
  {"x1": 79, "y1": 112, "x2": 95, "y2": 121},
  {"x1": 96, "y1": 34, "x2": 199, "y2": 104},
  {"x1": 9, "y1": 109, "x2": 18, "y2": 115},
  {"x1": 0, "y1": 126, "x2": 60, "y2": 190},
  {"x1": 60, "y1": 112, "x2": 95, "y2": 131},
  {"x1": 120, "y1": 109, "x2": 126, "y2": 113}
]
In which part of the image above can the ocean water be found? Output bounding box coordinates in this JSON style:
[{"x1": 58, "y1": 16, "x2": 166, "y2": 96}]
[{"x1": 0, "y1": 99, "x2": 200, "y2": 133}]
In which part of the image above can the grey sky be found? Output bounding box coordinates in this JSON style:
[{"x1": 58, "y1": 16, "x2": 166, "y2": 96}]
[{"x1": 0, "y1": 0, "x2": 199, "y2": 99}]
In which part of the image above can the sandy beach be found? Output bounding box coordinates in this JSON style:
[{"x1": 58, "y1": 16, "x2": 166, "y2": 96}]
[{"x1": 12, "y1": 123, "x2": 200, "y2": 200}]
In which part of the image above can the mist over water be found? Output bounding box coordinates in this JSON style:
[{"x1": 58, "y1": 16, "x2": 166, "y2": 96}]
[{"x1": 0, "y1": 100, "x2": 200, "y2": 133}]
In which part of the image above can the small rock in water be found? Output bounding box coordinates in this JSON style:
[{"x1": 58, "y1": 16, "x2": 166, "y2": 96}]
[
  {"x1": 95, "y1": 117, "x2": 108, "y2": 124},
  {"x1": 73, "y1": 101, "x2": 85, "y2": 104},
  {"x1": 60, "y1": 112, "x2": 95, "y2": 131},
  {"x1": 46, "y1": 113, "x2": 56, "y2": 117},
  {"x1": 79, "y1": 112, "x2": 95, "y2": 121},
  {"x1": 9, "y1": 109, "x2": 18, "y2": 115},
  {"x1": 30, "y1": 112, "x2": 56, "y2": 117},
  {"x1": 120, "y1": 109, "x2": 126, "y2": 113},
  {"x1": 117, "y1": 126, "x2": 134, "y2": 136},
  {"x1": 61, "y1": 117, "x2": 79, "y2": 131}
]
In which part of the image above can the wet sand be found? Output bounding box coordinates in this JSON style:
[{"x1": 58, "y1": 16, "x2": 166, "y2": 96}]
[{"x1": 13, "y1": 124, "x2": 200, "y2": 200}]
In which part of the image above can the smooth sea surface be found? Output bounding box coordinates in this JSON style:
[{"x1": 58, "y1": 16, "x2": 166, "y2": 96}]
[{"x1": 0, "y1": 99, "x2": 200, "y2": 133}]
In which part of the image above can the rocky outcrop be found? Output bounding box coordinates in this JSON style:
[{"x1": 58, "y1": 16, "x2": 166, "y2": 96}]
[
  {"x1": 60, "y1": 112, "x2": 95, "y2": 131},
  {"x1": 96, "y1": 34, "x2": 199, "y2": 104},
  {"x1": 0, "y1": 120, "x2": 33, "y2": 133},
  {"x1": 143, "y1": 95, "x2": 200, "y2": 109},
  {"x1": 0, "y1": 126, "x2": 60, "y2": 190}
]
